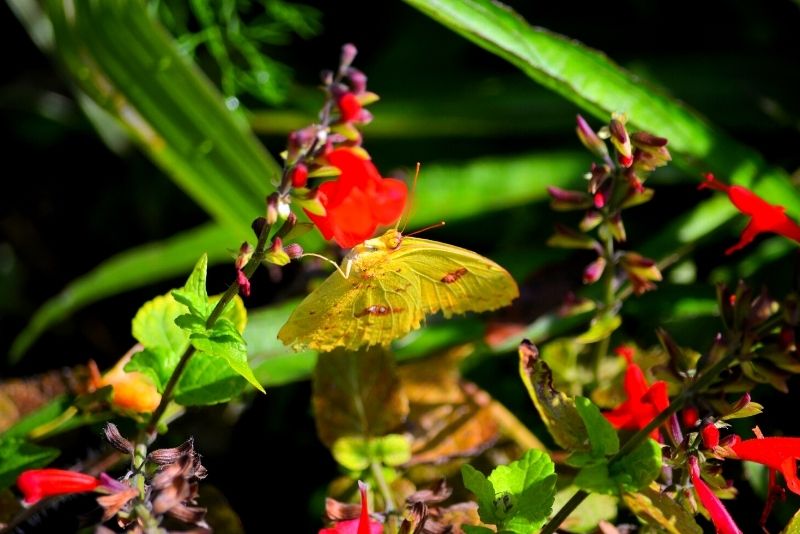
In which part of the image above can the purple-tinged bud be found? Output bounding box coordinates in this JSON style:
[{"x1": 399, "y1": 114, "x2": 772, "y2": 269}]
[
  {"x1": 609, "y1": 213, "x2": 626, "y2": 242},
  {"x1": 547, "y1": 223, "x2": 603, "y2": 252},
  {"x1": 620, "y1": 252, "x2": 662, "y2": 295},
  {"x1": 547, "y1": 186, "x2": 591, "y2": 211},
  {"x1": 575, "y1": 115, "x2": 609, "y2": 159},
  {"x1": 582, "y1": 256, "x2": 607, "y2": 284},
  {"x1": 340, "y1": 43, "x2": 358, "y2": 71},
  {"x1": 320, "y1": 69, "x2": 334, "y2": 86},
  {"x1": 609, "y1": 118, "x2": 632, "y2": 167},
  {"x1": 266, "y1": 193, "x2": 280, "y2": 225},
  {"x1": 347, "y1": 67, "x2": 367, "y2": 94},
  {"x1": 235, "y1": 242, "x2": 254, "y2": 270},
  {"x1": 284, "y1": 243, "x2": 303, "y2": 259},
  {"x1": 631, "y1": 131, "x2": 671, "y2": 173},
  {"x1": 593, "y1": 179, "x2": 612, "y2": 209},
  {"x1": 276, "y1": 212, "x2": 298, "y2": 239},
  {"x1": 580, "y1": 210, "x2": 602, "y2": 232},
  {"x1": 719, "y1": 434, "x2": 741, "y2": 449},
  {"x1": 265, "y1": 237, "x2": 290, "y2": 266},
  {"x1": 237, "y1": 269, "x2": 250, "y2": 297},
  {"x1": 588, "y1": 163, "x2": 610, "y2": 194},
  {"x1": 631, "y1": 131, "x2": 667, "y2": 148}
]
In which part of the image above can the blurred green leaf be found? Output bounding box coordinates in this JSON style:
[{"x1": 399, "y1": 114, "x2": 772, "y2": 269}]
[
  {"x1": 0, "y1": 438, "x2": 59, "y2": 490},
  {"x1": 1, "y1": 397, "x2": 71, "y2": 439},
  {"x1": 553, "y1": 487, "x2": 617, "y2": 533}
]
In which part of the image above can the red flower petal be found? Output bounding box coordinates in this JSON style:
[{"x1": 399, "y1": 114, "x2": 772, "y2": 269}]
[
  {"x1": 337, "y1": 93, "x2": 363, "y2": 123},
  {"x1": 688, "y1": 457, "x2": 742, "y2": 534},
  {"x1": 17, "y1": 469, "x2": 100, "y2": 505}
]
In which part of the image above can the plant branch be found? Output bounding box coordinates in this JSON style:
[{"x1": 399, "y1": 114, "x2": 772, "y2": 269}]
[
  {"x1": 370, "y1": 460, "x2": 396, "y2": 513},
  {"x1": 539, "y1": 345, "x2": 741, "y2": 534}
]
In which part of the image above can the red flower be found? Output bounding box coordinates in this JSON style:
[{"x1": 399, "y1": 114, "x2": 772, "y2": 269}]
[
  {"x1": 306, "y1": 148, "x2": 407, "y2": 248},
  {"x1": 731, "y1": 436, "x2": 800, "y2": 495},
  {"x1": 319, "y1": 481, "x2": 383, "y2": 534},
  {"x1": 604, "y1": 346, "x2": 669, "y2": 440},
  {"x1": 337, "y1": 93, "x2": 363, "y2": 123},
  {"x1": 688, "y1": 456, "x2": 742, "y2": 534},
  {"x1": 17, "y1": 469, "x2": 100, "y2": 505},
  {"x1": 701, "y1": 423, "x2": 720, "y2": 449},
  {"x1": 699, "y1": 173, "x2": 800, "y2": 254}
]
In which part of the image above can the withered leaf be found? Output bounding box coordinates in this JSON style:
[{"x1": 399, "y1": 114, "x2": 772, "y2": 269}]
[
  {"x1": 622, "y1": 486, "x2": 702, "y2": 534},
  {"x1": 313, "y1": 347, "x2": 408, "y2": 448},
  {"x1": 518, "y1": 340, "x2": 589, "y2": 451}
]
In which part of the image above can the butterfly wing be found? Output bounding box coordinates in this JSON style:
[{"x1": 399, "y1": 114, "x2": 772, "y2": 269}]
[
  {"x1": 277, "y1": 259, "x2": 426, "y2": 352},
  {"x1": 389, "y1": 236, "x2": 519, "y2": 317}
]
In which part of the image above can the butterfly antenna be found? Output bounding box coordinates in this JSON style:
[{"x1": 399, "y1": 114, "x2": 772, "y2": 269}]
[
  {"x1": 405, "y1": 221, "x2": 446, "y2": 238},
  {"x1": 397, "y1": 162, "x2": 421, "y2": 234},
  {"x1": 301, "y1": 252, "x2": 348, "y2": 279}
]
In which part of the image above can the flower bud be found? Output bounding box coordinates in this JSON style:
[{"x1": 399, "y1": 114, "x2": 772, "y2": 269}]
[
  {"x1": 236, "y1": 269, "x2": 251, "y2": 298},
  {"x1": 290, "y1": 164, "x2": 309, "y2": 188},
  {"x1": 235, "y1": 242, "x2": 254, "y2": 270},
  {"x1": 582, "y1": 256, "x2": 606, "y2": 284},
  {"x1": 609, "y1": 213, "x2": 626, "y2": 242},
  {"x1": 347, "y1": 67, "x2": 367, "y2": 94},
  {"x1": 609, "y1": 118, "x2": 632, "y2": 167},
  {"x1": 264, "y1": 237, "x2": 291, "y2": 266},
  {"x1": 266, "y1": 193, "x2": 280, "y2": 225},
  {"x1": 17, "y1": 469, "x2": 100, "y2": 505},
  {"x1": 252, "y1": 216, "x2": 268, "y2": 238},
  {"x1": 621, "y1": 252, "x2": 662, "y2": 295},
  {"x1": 284, "y1": 243, "x2": 304, "y2": 259},
  {"x1": 631, "y1": 131, "x2": 671, "y2": 173},
  {"x1": 547, "y1": 223, "x2": 602, "y2": 252},
  {"x1": 701, "y1": 422, "x2": 720, "y2": 449},
  {"x1": 276, "y1": 212, "x2": 298, "y2": 239},
  {"x1": 340, "y1": 43, "x2": 358, "y2": 71},
  {"x1": 579, "y1": 210, "x2": 602, "y2": 232},
  {"x1": 681, "y1": 406, "x2": 699, "y2": 428},
  {"x1": 337, "y1": 92, "x2": 363, "y2": 123},
  {"x1": 547, "y1": 186, "x2": 591, "y2": 211},
  {"x1": 575, "y1": 115, "x2": 609, "y2": 160}
]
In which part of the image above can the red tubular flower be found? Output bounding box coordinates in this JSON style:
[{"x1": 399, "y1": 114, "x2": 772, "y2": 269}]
[
  {"x1": 337, "y1": 92, "x2": 363, "y2": 123},
  {"x1": 306, "y1": 148, "x2": 407, "y2": 248},
  {"x1": 731, "y1": 436, "x2": 800, "y2": 495},
  {"x1": 604, "y1": 346, "x2": 669, "y2": 440},
  {"x1": 319, "y1": 481, "x2": 383, "y2": 534},
  {"x1": 688, "y1": 456, "x2": 742, "y2": 534},
  {"x1": 699, "y1": 173, "x2": 800, "y2": 254},
  {"x1": 17, "y1": 469, "x2": 100, "y2": 505},
  {"x1": 702, "y1": 423, "x2": 720, "y2": 449}
]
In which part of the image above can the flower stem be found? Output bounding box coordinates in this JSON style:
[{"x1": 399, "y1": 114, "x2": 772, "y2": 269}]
[
  {"x1": 539, "y1": 346, "x2": 741, "y2": 534},
  {"x1": 592, "y1": 223, "x2": 617, "y2": 382},
  {"x1": 143, "y1": 219, "x2": 273, "y2": 440},
  {"x1": 370, "y1": 460, "x2": 396, "y2": 513}
]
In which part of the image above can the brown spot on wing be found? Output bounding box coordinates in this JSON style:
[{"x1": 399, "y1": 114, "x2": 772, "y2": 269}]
[
  {"x1": 441, "y1": 267, "x2": 469, "y2": 284},
  {"x1": 355, "y1": 305, "x2": 404, "y2": 318}
]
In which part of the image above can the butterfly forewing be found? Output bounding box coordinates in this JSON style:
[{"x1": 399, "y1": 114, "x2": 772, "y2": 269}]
[{"x1": 278, "y1": 232, "x2": 519, "y2": 352}]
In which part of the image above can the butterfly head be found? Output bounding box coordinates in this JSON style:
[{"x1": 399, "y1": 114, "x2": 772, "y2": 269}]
[{"x1": 348, "y1": 229, "x2": 404, "y2": 258}]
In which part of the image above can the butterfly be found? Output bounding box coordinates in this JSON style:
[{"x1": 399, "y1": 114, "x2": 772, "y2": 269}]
[{"x1": 278, "y1": 228, "x2": 519, "y2": 352}]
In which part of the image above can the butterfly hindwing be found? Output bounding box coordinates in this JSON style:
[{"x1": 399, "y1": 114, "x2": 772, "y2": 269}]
[{"x1": 278, "y1": 230, "x2": 519, "y2": 352}]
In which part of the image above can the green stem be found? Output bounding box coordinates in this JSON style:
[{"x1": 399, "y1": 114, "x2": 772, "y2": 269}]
[
  {"x1": 370, "y1": 460, "x2": 396, "y2": 512},
  {"x1": 592, "y1": 223, "x2": 617, "y2": 382},
  {"x1": 143, "y1": 219, "x2": 273, "y2": 439},
  {"x1": 539, "y1": 346, "x2": 741, "y2": 534}
]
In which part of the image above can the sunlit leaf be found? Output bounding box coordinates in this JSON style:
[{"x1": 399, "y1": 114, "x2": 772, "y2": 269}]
[
  {"x1": 622, "y1": 487, "x2": 702, "y2": 534},
  {"x1": 552, "y1": 486, "x2": 617, "y2": 533}
]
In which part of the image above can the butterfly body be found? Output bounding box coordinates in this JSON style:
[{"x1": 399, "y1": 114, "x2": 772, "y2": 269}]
[{"x1": 278, "y1": 229, "x2": 519, "y2": 352}]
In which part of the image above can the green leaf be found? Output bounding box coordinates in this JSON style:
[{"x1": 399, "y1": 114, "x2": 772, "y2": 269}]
[
  {"x1": 189, "y1": 319, "x2": 265, "y2": 394},
  {"x1": 332, "y1": 437, "x2": 371, "y2": 471},
  {"x1": 125, "y1": 347, "x2": 180, "y2": 393},
  {"x1": 518, "y1": 341, "x2": 589, "y2": 451},
  {"x1": 402, "y1": 0, "x2": 800, "y2": 218},
  {"x1": 622, "y1": 487, "x2": 702, "y2": 534},
  {"x1": 783, "y1": 506, "x2": 800, "y2": 534},
  {"x1": 174, "y1": 352, "x2": 248, "y2": 405},
  {"x1": 371, "y1": 434, "x2": 412, "y2": 467},
  {"x1": 2, "y1": 397, "x2": 72, "y2": 439},
  {"x1": 462, "y1": 449, "x2": 557, "y2": 533},
  {"x1": 575, "y1": 315, "x2": 622, "y2": 344},
  {"x1": 9, "y1": 223, "x2": 231, "y2": 361},
  {"x1": 172, "y1": 255, "x2": 210, "y2": 320},
  {"x1": 552, "y1": 487, "x2": 617, "y2": 534},
  {"x1": 0, "y1": 438, "x2": 60, "y2": 490},
  {"x1": 610, "y1": 439, "x2": 662, "y2": 492},
  {"x1": 575, "y1": 397, "x2": 619, "y2": 457},
  {"x1": 312, "y1": 348, "x2": 409, "y2": 449},
  {"x1": 462, "y1": 526, "x2": 494, "y2": 534},
  {"x1": 331, "y1": 435, "x2": 411, "y2": 472},
  {"x1": 132, "y1": 293, "x2": 190, "y2": 355}
]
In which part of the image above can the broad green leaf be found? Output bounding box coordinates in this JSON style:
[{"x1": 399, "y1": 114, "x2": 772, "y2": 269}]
[
  {"x1": 487, "y1": 449, "x2": 556, "y2": 534},
  {"x1": 9, "y1": 223, "x2": 230, "y2": 361},
  {"x1": 125, "y1": 347, "x2": 179, "y2": 393},
  {"x1": 312, "y1": 348, "x2": 408, "y2": 448},
  {"x1": 575, "y1": 315, "x2": 622, "y2": 345},
  {"x1": 610, "y1": 439, "x2": 662, "y2": 492},
  {"x1": 462, "y1": 449, "x2": 556, "y2": 533},
  {"x1": 462, "y1": 526, "x2": 494, "y2": 534},
  {"x1": 331, "y1": 435, "x2": 410, "y2": 472},
  {"x1": 518, "y1": 341, "x2": 589, "y2": 451},
  {"x1": 173, "y1": 255, "x2": 210, "y2": 319},
  {"x1": 553, "y1": 487, "x2": 617, "y2": 534},
  {"x1": 783, "y1": 506, "x2": 800, "y2": 534},
  {"x1": 623, "y1": 487, "x2": 702, "y2": 534},
  {"x1": 372, "y1": 434, "x2": 412, "y2": 467},
  {"x1": 575, "y1": 396, "x2": 619, "y2": 457},
  {"x1": 2, "y1": 397, "x2": 72, "y2": 439},
  {"x1": 332, "y1": 437, "x2": 371, "y2": 471},
  {"x1": 174, "y1": 352, "x2": 248, "y2": 406},
  {"x1": 189, "y1": 319, "x2": 265, "y2": 394},
  {"x1": 132, "y1": 294, "x2": 189, "y2": 355},
  {"x1": 0, "y1": 438, "x2": 60, "y2": 490},
  {"x1": 402, "y1": 0, "x2": 800, "y2": 217}
]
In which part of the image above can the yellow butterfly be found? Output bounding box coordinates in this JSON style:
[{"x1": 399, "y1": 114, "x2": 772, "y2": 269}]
[{"x1": 278, "y1": 228, "x2": 519, "y2": 352}]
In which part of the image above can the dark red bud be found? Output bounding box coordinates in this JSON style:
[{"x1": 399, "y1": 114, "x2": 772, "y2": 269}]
[
  {"x1": 702, "y1": 423, "x2": 720, "y2": 449},
  {"x1": 681, "y1": 407, "x2": 699, "y2": 428},
  {"x1": 236, "y1": 269, "x2": 251, "y2": 298},
  {"x1": 290, "y1": 164, "x2": 309, "y2": 188},
  {"x1": 284, "y1": 243, "x2": 303, "y2": 259},
  {"x1": 631, "y1": 131, "x2": 668, "y2": 147},
  {"x1": 609, "y1": 119, "x2": 628, "y2": 144}
]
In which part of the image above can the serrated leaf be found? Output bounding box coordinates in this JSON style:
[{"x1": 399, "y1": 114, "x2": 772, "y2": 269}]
[
  {"x1": 125, "y1": 347, "x2": 180, "y2": 393},
  {"x1": 0, "y1": 438, "x2": 60, "y2": 490},
  {"x1": 610, "y1": 439, "x2": 662, "y2": 492},
  {"x1": 519, "y1": 341, "x2": 589, "y2": 451},
  {"x1": 174, "y1": 314, "x2": 207, "y2": 333},
  {"x1": 461, "y1": 464, "x2": 498, "y2": 525},
  {"x1": 174, "y1": 353, "x2": 248, "y2": 405},
  {"x1": 189, "y1": 319, "x2": 265, "y2": 394},
  {"x1": 132, "y1": 293, "x2": 189, "y2": 355},
  {"x1": 553, "y1": 486, "x2": 617, "y2": 533},
  {"x1": 488, "y1": 449, "x2": 556, "y2": 533},
  {"x1": 575, "y1": 396, "x2": 619, "y2": 457},
  {"x1": 172, "y1": 255, "x2": 210, "y2": 319},
  {"x1": 312, "y1": 347, "x2": 408, "y2": 448},
  {"x1": 623, "y1": 487, "x2": 702, "y2": 534}
]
